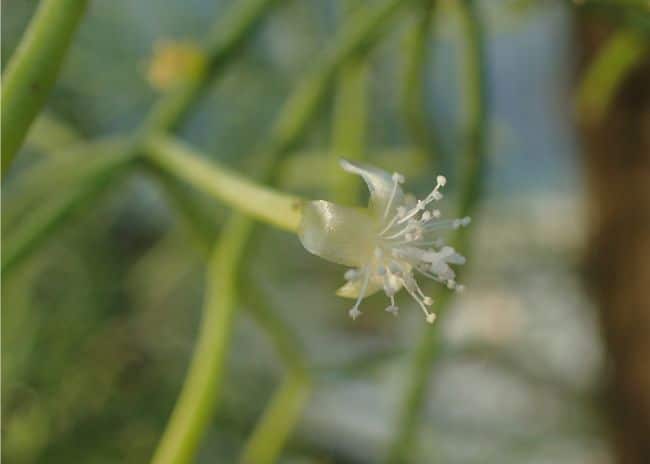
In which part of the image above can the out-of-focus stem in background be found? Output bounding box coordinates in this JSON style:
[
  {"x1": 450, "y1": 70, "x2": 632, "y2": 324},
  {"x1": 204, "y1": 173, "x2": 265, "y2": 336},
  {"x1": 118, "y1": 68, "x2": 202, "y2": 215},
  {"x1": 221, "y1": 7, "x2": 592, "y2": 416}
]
[
  {"x1": 150, "y1": 216, "x2": 253, "y2": 464},
  {"x1": 576, "y1": 29, "x2": 648, "y2": 125},
  {"x1": 239, "y1": 283, "x2": 311, "y2": 464},
  {"x1": 330, "y1": 1, "x2": 370, "y2": 204},
  {"x1": 386, "y1": 0, "x2": 488, "y2": 461},
  {"x1": 1, "y1": 0, "x2": 89, "y2": 177},
  {"x1": 401, "y1": 0, "x2": 443, "y2": 163}
]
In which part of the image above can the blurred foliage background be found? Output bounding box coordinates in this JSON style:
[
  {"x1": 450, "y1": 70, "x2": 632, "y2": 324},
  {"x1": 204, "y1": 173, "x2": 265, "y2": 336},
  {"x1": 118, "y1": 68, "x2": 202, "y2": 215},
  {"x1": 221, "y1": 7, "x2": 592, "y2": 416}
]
[{"x1": 2, "y1": 0, "x2": 649, "y2": 463}]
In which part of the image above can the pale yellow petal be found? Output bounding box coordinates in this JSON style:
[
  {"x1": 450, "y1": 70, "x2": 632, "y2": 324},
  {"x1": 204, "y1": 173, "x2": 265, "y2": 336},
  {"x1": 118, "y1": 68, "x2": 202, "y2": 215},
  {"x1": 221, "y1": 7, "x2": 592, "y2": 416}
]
[{"x1": 298, "y1": 200, "x2": 376, "y2": 267}]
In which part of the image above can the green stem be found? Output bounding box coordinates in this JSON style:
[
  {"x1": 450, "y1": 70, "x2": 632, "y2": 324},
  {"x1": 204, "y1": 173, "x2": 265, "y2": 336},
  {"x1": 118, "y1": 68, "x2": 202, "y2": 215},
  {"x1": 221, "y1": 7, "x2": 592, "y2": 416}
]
[
  {"x1": 150, "y1": 215, "x2": 252, "y2": 464},
  {"x1": 148, "y1": 167, "x2": 311, "y2": 463},
  {"x1": 2, "y1": 0, "x2": 279, "y2": 276},
  {"x1": 280, "y1": 147, "x2": 428, "y2": 190},
  {"x1": 385, "y1": 1, "x2": 487, "y2": 461},
  {"x1": 330, "y1": 62, "x2": 369, "y2": 203},
  {"x1": 330, "y1": 1, "x2": 370, "y2": 204},
  {"x1": 144, "y1": 135, "x2": 303, "y2": 233},
  {"x1": 25, "y1": 111, "x2": 83, "y2": 154},
  {"x1": 1, "y1": 140, "x2": 131, "y2": 275},
  {"x1": 239, "y1": 281, "x2": 310, "y2": 464},
  {"x1": 266, "y1": 0, "x2": 411, "y2": 158},
  {"x1": 576, "y1": 29, "x2": 648, "y2": 125},
  {"x1": 1, "y1": 0, "x2": 89, "y2": 177},
  {"x1": 239, "y1": 371, "x2": 310, "y2": 464},
  {"x1": 402, "y1": 0, "x2": 443, "y2": 162}
]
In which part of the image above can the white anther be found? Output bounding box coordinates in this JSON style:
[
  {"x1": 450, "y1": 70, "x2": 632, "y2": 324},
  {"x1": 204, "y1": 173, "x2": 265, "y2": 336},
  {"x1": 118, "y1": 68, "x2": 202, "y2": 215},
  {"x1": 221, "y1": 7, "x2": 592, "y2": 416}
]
[
  {"x1": 385, "y1": 305, "x2": 399, "y2": 316},
  {"x1": 392, "y1": 172, "x2": 405, "y2": 184},
  {"x1": 349, "y1": 307, "x2": 362, "y2": 320},
  {"x1": 423, "y1": 296, "x2": 433, "y2": 306},
  {"x1": 432, "y1": 209, "x2": 441, "y2": 218},
  {"x1": 426, "y1": 313, "x2": 437, "y2": 324},
  {"x1": 421, "y1": 211, "x2": 431, "y2": 222},
  {"x1": 344, "y1": 269, "x2": 359, "y2": 281},
  {"x1": 436, "y1": 175, "x2": 446, "y2": 186}
]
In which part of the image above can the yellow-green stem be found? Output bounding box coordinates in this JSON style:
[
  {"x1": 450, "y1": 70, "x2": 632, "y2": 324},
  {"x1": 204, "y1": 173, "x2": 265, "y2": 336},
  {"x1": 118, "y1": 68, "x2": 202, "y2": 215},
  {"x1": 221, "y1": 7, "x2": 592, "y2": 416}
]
[
  {"x1": 1, "y1": 140, "x2": 132, "y2": 275},
  {"x1": 402, "y1": 0, "x2": 442, "y2": 161},
  {"x1": 150, "y1": 215, "x2": 252, "y2": 464},
  {"x1": 330, "y1": 62, "x2": 369, "y2": 204},
  {"x1": 1, "y1": 0, "x2": 89, "y2": 176},
  {"x1": 330, "y1": 1, "x2": 370, "y2": 204},
  {"x1": 149, "y1": 167, "x2": 312, "y2": 464},
  {"x1": 239, "y1": 372, "x2": 310, "y2": 464},
  {"x1": 144, "y1": 135, "x2": 303, "y2": 233},
  {"x1": 577, "y1": 29, "x2": 648, "y2": 125}
]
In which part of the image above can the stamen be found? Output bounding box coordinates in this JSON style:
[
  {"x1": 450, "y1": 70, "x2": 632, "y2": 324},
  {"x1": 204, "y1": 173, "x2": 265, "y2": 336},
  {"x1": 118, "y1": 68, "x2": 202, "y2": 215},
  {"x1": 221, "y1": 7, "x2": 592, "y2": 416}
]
[
  {"x1": 382, "y1": 221, "x2": 418, "y2": 240},
  {"x1": 383, "y1": 173, "x2": 404, "y2": 219},
  {"x1": 378, "y1": 211, "x2": 402, "y2": 236},
  {"x1": 403, "y1": 284, "x2": 436, "y2": 323},
  {"x1": 385, "y1": 294, "x2": 399, "y2": 316},
  {"x1": 349, "y1": 267, "x2": 370, "y2": 320},
  {"x1": 396, "y1": 201, "x2": 425, "y2": 225},
  {"x1": 421, "y1": 219, "x2": 458, "y2": 230},
  {"x1": 452, "y1": 217, "x2": 471, "y2": 229}
]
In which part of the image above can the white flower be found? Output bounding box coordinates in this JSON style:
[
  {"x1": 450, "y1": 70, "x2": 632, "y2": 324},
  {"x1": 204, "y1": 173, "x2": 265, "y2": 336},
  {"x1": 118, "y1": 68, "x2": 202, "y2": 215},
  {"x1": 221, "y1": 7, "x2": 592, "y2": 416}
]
[{"x1": 298, "y1": 159, "x2": 471, "y2": 324}]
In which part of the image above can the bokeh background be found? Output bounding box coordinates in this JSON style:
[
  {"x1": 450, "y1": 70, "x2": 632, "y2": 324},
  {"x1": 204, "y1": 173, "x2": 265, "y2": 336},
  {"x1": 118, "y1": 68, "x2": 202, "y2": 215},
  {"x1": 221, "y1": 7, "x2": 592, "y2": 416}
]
[{"x1": 2, "y1": 0, "x2": 649, "y2": 463}]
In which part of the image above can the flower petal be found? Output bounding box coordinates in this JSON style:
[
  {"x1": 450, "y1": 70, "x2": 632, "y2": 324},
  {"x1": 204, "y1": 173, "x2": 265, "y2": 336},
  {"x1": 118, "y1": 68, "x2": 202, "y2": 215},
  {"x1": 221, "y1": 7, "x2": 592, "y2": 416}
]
[
  {"x1": 298, "y1": 200, "x2": 376, "y2": 267},
  {"x1": 340, "y1": 159, "x2": 404, "y2": 217},
  {"x1": 336, "y1": 276, "x2": 383, "y2": 299}
]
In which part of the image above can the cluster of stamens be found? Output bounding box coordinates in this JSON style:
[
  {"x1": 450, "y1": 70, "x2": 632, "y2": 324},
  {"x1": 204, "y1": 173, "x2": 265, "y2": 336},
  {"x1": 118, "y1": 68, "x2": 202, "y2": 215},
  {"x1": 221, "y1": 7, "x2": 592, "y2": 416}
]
[{"x1": 345, "y1": 172, "x2": 470, "y2": 324}]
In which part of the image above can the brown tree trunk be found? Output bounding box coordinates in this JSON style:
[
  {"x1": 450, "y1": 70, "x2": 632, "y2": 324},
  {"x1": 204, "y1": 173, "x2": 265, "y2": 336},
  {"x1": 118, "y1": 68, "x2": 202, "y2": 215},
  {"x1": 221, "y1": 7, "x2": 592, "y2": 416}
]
[{"x1": 577, "y1": 18, "x2": 650, "y2": 464}]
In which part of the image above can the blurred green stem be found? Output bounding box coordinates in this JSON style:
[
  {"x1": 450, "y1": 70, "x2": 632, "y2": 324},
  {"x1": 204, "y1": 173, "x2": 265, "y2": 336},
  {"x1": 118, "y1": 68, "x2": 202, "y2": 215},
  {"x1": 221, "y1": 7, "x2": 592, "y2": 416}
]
[
  {"x1": 150, "y1": 216, "x2": 252, "y2": 464},
  {"x1": 144, "y1": 135, "x2": 303, "y2": 233},
  {"x1": 239, "y1": 284, "x2": 310, "y2": 464},
  {"x1": 1, "y1": 140, "x2": 131, "y2": 274},
  {"x1": 386, "y1": 1, "x2": 488, "y2": 462},
  {"x1": 1, "y1": 0, "x2": 279, "y2": 277},
  {"x1": 576, "y1": 29, "x2": 648, "y2": 125},
  {"x1": 330, "y1": 62, "x2": 369, "y2": 203},
  {"x1": 330, "y1": 1, "x2": 369, "y2": 204},
  {"x1": 402, "y1": 0, "x2": 442, "y2": 161},
  {"x1": 240, "y1": 372, "x2": 310, "y2": 464},
  {"x1": 148, "y1": 165, "x2": 311, "y2": 464},
  {"x1": 1, "y1": 0, "x2": 89, "y2": 177}
]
